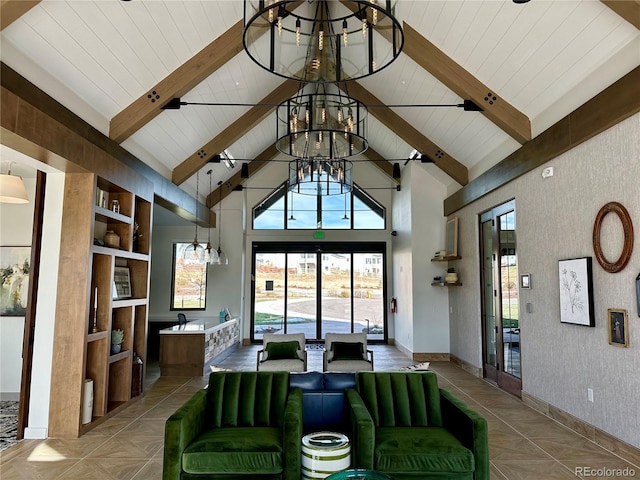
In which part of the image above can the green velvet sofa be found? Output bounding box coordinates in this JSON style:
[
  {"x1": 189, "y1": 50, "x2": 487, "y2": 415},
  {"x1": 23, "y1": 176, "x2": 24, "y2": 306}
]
[
  {"x1": 163, "y1": 371, "x2": 303, "y2": 480},
  {"x1": 346, "y1": 371, "x2": 489, "y2": 480}
]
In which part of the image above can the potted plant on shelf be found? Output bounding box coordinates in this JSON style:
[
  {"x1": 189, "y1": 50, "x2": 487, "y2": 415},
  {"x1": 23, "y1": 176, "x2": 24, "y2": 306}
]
[
  {"x1": 445, "y1": 267, "x2": 459, "y2": 284},
  {"x1": 111, "y1": 329, "x2": 124, "y2": 354}
]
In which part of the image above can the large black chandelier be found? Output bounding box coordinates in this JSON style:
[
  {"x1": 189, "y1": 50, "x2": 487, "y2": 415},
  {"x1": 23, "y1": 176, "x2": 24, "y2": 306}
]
[
  {"x1": 276, "y1": 82, "x2": 367, "y2": 159},
  {"x1": 289, "y1": 157, "x2": 353, "y2": 196},
  {"x1": 243, "y1": 0, "x2": 404, "y2": 83}
]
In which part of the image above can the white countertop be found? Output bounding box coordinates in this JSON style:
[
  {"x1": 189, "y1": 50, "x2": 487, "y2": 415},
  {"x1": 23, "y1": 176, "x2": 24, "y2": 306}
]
[{"x1": 159, "y1": 318, "x2": 237, "y2": 335}]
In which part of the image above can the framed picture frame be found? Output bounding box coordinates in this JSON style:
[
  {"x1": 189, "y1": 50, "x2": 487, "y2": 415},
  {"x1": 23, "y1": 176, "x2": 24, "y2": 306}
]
[
  {"x1": 608, "y1": 309, "x2": 628, "y2": 347},
  {"x1": 636, "y1": 272, "x2": 640, "y2": 317},
  {"x1": 558, "y1": 257, "x2": 595, "y2": 327},
  {"x1": 0, "y1": 246, "x2": 31, "y2": 316},
  {"x1": 520, "y1": 273, "x2": 531, "y2": 289},
  {"x1": 445, "y1": 217, "x2": 459, "y2": 257},
  {"x1": 113, "y1": 266, "x2": 132, "y2": 300}
]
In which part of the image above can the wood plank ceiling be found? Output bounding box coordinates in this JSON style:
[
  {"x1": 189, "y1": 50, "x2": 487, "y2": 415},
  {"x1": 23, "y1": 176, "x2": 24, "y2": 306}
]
[{"x1": 1, "y1": 0, "x2": 638, "y2": 211}]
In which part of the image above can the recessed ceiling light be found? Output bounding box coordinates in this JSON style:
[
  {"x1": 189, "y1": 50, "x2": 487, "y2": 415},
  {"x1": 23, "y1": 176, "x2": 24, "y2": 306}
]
[
  {"x1": 235, "y1": 81, "x2": 240, "y2": 87},
  {"x1": 401, "y1": 80, "x2": 406, "y2": 86}
]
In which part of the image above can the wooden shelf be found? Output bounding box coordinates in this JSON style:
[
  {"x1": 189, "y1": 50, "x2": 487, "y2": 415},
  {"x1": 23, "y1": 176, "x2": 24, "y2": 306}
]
[
  {"x1": 431, "y1": 281, "x2": 463, "y2": 287},
  {"x1": 93, "y1": 245, "x2": 148, "y2": 261},
  {"x1": 108, "y1": 350, "x2": 131, "y2": 364},
  {"x1": 431, "y1": 255, "x2": 461, "y2": 262},
  {"x1": 112, "y1": 298, "x2": 147, "y2": 308},
  {"x1": 87, "y1": 331, "x2": 108, "y2": 343},
  {"x1": 94, "y1": 205, "x2": 132, "y2": 225}
]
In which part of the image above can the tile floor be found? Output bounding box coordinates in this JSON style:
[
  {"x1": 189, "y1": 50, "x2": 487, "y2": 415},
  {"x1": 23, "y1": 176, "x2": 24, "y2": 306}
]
[{"x1": 1, "y1": 345, "x2": 638, "y2": 479}]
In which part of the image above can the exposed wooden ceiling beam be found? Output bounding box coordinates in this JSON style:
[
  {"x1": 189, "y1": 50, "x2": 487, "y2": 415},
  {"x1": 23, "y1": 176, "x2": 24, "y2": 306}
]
[
  {"x1": 363, "y1": 146, "x2": 400, "y2": 184},
  {"x1": 601, "y1": 1, "x2": 640, "y2": 29},
  {"x1": 338, "y1": 2, "x2": 531, "y2": 144},
  {"x1": 402, "y1": 23, "x2": 531, "y2": 145},
  {"x1": 172, "y1": 80, "x2": 300, "y2": 186},
  {"x1": 444, "y1": 66, "x2": 640, "y2": 215},
  {"x1": 206, "y1": 144, "x2": 279, "y2": 209},
  {"x1": 109, "y1": 20, "x2": 244, "y2": 144},
  {"x1": 346, "y1": 81, "x2": 468, "y2": 186},
  {"x1": 0, "y1": 0, "x2": 40, "y2": 30}
]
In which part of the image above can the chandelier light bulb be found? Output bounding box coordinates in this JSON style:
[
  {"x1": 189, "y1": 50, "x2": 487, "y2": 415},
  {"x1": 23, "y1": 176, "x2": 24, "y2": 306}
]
[
  {"x1": 268, "y1": 8, "x2": 273, "y2": 23},
  {"x1": 296, "y1": 18, "x2": 301, "y2": 46},
  {"x1": 278, "y1": 15, "x2": 283, "y2": 35},
  {"x1": 362, "y1": 19, "x2": 367, "y2": 37},
  {"x1": 318, "y1": 30, "x2": 324, "y2": 51},
  {"x1": 343, "y1": 19, "x2": 348, "y2": 46}
]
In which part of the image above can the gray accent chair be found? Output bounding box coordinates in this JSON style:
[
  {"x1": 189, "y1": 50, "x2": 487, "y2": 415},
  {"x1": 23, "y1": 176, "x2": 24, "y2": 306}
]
[
  {"x1": 257, "y1": 333, "x2": 307, "y2": 372},
  {"x1": 323, "y1": 333, "x2": 373, "y2": 372}
]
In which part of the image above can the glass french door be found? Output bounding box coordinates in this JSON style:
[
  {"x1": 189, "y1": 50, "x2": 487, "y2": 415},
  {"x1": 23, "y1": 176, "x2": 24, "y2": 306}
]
[
  {"x1": 251, "y1": 243, "x2": 386, "y2": 342},
  {"x1": 480, "y1": 200, "x2": 521, "y2": 396}
]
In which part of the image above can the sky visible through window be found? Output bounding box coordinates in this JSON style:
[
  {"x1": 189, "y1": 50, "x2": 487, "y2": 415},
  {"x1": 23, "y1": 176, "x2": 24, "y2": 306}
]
[{"x1": 253, "y1": 184, "x2": 385, "y2": 230}]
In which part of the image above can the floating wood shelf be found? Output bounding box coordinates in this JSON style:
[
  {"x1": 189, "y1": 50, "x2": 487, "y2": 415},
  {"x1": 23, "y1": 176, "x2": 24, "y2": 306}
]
[
  {"x1": 431, "y1": 255, "x2": 461, "y2": 262},
  {"x1": 431, "y1": 281, "x2": 463, "y2": 287}
]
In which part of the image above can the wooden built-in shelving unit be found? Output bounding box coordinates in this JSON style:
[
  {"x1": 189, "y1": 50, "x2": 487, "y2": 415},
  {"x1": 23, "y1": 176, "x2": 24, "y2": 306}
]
[{"x1": 49, "y1": 173, "x2": 152, "y2": 438}]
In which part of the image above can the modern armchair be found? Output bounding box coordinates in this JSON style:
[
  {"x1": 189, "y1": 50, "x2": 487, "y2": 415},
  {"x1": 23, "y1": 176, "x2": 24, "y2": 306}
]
[
  {"x1": 346, "y1": 371, "x2": 489, "y2": 480},
  {"x1": 323, "y1": 333, "x2": 373, "y2": 372},
  {"x1": 163, "y1": 371, "x2": 303, "y2": 480},
  {"x1": 257, "y1": 333, "x2": 307, "y2": 372}
]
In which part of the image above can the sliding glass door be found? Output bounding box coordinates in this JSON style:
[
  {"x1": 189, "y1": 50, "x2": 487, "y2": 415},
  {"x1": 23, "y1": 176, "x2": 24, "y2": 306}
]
[{"x1": 252, "y1": 243, "x2": 386, "y2": 342}]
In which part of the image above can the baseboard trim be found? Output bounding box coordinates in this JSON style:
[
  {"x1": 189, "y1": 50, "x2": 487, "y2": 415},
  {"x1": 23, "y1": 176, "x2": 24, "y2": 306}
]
[
  {"x1": 522, "y1": 391, "x2": 640, "y2": 466},
  {"x1": 450, "y1": 354, "x2": 482, "y2": 378},
  {"x1": 24, "y1": 427, "x2": 47, "y2": 439},
  {"x1": 0, "y1": 392, "x2": 20, "y2": 401},
  {"x1": 413, "y1": 353, "x2": 450, "y2": 362}
]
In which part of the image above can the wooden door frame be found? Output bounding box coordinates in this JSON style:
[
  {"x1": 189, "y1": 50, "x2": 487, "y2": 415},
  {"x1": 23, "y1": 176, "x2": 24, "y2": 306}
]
[
  {"x1": 17, "y1": 170, "x2": 46, "y2": 439},
  {"x1": 479, "y1": 199, "x2": 521, "y2": 396}
]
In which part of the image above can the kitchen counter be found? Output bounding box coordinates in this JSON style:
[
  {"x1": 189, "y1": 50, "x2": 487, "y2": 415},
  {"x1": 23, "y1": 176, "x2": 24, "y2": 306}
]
[{"x1": 159, "y1": 318, "x2": 239, "y2": 376}]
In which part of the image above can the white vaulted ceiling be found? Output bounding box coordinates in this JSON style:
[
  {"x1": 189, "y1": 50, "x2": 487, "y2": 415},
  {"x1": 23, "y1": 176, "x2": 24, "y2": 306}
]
[{"x1": 1, "y1": 0, "x2": 639, "y2": 203}]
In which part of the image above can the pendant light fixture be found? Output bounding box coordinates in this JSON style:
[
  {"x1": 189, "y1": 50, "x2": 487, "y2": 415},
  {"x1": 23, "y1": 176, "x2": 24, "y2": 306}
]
[
  {"x1": 0, "y1": 163, "x2": 29, "y2": 204},
  {"x1": 243, "y1": 0, "x2": 404, "y2": 83},
  {"x1": 205, "y1": 170, "x2": 219, "y2": 265},
  {"x1": 211, "y1": 182, "x2": 228, "y2": 266},
  {"x1": 183, "y1": 170, "x2": 205, "y2": 265}
]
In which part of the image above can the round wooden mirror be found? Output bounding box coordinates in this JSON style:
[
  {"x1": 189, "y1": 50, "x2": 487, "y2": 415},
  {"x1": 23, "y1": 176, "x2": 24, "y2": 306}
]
[{"x1": 592, "y1": 202, "x2": 634, "y2": 273}]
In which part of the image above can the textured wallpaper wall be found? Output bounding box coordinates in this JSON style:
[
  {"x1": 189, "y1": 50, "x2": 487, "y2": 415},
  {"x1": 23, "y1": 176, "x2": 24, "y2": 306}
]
[{"x1": 449, "y1": 113, "x2": 640, "y2": 448}]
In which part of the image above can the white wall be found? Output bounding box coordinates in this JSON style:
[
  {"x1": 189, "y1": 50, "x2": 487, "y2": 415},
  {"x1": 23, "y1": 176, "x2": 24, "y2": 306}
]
[
  {"x1": 26, "y1": 172, "x2": 65, "y2": 439},
  {"x1": 391, "y1": 163, "x2": 450, "y2": 356},
  {"x1": 449, "y1": 113, "x2": 640, "y2": 448},
  {"x1": 149, "y1": 194, "x2": 244, "y2": 323},
  {"x1": 0, "y1": 178, "x2": 36, "y2": 398}
]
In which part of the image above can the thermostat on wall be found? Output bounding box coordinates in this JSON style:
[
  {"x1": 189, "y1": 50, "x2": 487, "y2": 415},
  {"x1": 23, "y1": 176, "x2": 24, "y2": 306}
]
[{"x1": 542, "y1": 166, "x2": 554, "y2": 179}]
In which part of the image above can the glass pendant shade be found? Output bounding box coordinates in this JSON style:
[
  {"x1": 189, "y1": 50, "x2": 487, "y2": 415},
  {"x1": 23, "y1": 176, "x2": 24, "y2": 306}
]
[
  {"x1": 243, "y1": 0, "x2": 404, "y2": 83},
  {"x1": 183, "y1": 238, "x2": 206, "y2": 265},
  {"x1": 276, "y1": 83, "x2": 367, "y2": 159},
  {"x1": 289, "y1": 157, "x2": 353, "y2": 196}
]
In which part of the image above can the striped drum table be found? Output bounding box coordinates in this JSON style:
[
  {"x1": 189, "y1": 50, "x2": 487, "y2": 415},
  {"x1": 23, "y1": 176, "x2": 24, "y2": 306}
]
[{"x1": 301, "y1": 431, "x2": 351, "y2": 479}]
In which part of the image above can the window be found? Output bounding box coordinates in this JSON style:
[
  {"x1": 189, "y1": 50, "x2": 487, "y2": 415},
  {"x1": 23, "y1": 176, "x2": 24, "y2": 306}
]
[
  {"x1": 253, "y1": 183, "x2": 385, "y2": 230},
  {"x1": 171, "y1": 242, "x2": 208, "y2": 310}
]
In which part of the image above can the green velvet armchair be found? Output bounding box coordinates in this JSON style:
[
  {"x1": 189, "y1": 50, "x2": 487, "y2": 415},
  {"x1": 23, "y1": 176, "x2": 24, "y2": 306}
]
[
  {"x1": 347, "y1": 371, "x2": 489, "y2": 480},
  {"x1": 163, "y1": 371, "x2": 303, "y2": 480}
]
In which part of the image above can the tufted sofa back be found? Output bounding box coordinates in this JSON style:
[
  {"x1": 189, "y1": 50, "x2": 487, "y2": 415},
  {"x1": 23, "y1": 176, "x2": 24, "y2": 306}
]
[
  {"x1": 355, "y1": 371, "x2": 443, "y2": 428},
  {"x1": 206, "y1": 371, "x2": 290, "y2": 428}
]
